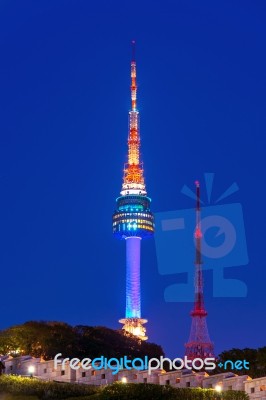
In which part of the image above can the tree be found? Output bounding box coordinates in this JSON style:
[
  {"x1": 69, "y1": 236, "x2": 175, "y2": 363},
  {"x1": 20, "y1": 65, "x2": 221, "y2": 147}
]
[
  {"x1": 213, "y1": 347, "x2": 266, "y2": 378},
  {"x1": 0, "y1": 321, "x2": 164, "y2": 361}
]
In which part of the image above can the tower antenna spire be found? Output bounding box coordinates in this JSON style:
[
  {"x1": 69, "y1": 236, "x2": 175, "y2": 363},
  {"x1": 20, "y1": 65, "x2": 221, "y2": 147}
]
[
  {"x1": 195, "y1": 180, "x2": 203, "y2": 270},
  {"x1": 185, "y1": 181, "x2": 214, "y2": 360},
  {"x1": 130, "y1": 41, "x2": 137, "y2": 112},
  {"x1": 131, "y1": 40, "x2": 136, "y2": 61}
]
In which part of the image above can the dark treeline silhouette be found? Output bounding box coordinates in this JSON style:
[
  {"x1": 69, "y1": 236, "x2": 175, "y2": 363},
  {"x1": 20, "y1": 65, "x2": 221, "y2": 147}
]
[
  {"x1": 213, "y1": 347, "x2": 266, "y2": 378},
  {"x1": 0, "y1": 321, "x2": 164, "y2": 360}
]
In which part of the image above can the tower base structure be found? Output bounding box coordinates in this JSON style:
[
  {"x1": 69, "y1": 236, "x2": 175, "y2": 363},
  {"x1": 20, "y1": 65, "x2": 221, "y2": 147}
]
[
  {"x1": 119, "y1": 317, "x2": 148, "y2": 341},
  {"x1": 119, "y1": 237, "x2": 148, "y2": 341},
  {"x1": 185, "y1": 315, "x2": 214, "y2": 360}
]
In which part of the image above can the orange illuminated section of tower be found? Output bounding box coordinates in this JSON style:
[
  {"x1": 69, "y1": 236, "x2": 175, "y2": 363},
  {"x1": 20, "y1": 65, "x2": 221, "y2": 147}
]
[{"x1": 121, "y1": 41, "x2": 146, "y2": 196}]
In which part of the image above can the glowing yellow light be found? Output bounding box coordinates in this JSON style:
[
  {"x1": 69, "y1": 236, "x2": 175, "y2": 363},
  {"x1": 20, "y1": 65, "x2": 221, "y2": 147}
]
[
  {"x1": 132, "y1": 327, "x2": 142, "y2": 336},
  {"x1": 121, "y1": 377, "x2": 127, "y2": 383},
  {"x1": 215, "y1": 385, "x2": 222, "y2": 392},
  {"x1": 28, "y1": 365, "x2": 35, "y2": 375}
]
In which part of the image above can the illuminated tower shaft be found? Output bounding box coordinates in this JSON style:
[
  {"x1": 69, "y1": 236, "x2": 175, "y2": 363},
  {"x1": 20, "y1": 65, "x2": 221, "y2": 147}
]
[
  {"x1": 113, "y1": 42, "x2": 154, "y2": 340},
  {"x1": 126, "y1": 237, "x2": 141, "y2": 318},
  {"x1": 185, "y1": 181, "x2": 214, "y2": 359}
]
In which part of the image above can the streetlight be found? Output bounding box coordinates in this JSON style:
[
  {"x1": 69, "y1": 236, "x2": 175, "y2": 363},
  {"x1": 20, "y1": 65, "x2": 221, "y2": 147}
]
[
  {"x1": 28, "y1": 365, "x2": 35, "y2": 378},
  {"x1": 215, "y1": 384, "x2": 222, "y2": 393},
  {"x1": 214, "y1": 384, "x2": 223, "y2": 399}
]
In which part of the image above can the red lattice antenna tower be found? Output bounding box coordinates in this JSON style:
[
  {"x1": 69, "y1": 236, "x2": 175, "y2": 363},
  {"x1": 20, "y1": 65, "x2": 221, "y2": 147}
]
[{"x1": 185, "y1": 181, "x2": 215, "y2": 360}]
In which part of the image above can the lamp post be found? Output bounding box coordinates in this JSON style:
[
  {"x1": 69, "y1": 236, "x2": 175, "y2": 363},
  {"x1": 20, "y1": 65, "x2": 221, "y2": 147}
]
[
  {"x1": 214, "y1": 384, "x2": 223, "y2": 400},
  {"x1": 28, "y1": 365, "x2": 35, "y2": 378}
]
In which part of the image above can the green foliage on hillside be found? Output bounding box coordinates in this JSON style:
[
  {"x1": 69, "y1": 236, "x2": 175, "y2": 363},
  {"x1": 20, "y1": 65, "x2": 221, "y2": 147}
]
[
  {"x1": 0, "y1": 377, "x2": 249, "y2": 400},
  {"x1": 0, "y1": 395, "x2": 38, "y2": 400},
  {"x1": 0, "y1": 375, "x2": 98, "y2": 399},
  {"x1": 100, "y1": 383, "x2": 249, "y2": 400},
  {"x1": 0, "y1": 321, "x2": 164, "y2": 360}
]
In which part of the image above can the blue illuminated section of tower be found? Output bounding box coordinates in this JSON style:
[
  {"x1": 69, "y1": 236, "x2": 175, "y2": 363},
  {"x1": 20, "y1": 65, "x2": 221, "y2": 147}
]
[{"x1": 112, "y1": 42, "x2": 154, "y2": 340}]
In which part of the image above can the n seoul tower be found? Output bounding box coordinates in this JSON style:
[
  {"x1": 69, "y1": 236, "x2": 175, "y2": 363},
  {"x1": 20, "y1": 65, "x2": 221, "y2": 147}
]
[{"x1": 112, "y1": 42, "x2": 154, "y2": 340}]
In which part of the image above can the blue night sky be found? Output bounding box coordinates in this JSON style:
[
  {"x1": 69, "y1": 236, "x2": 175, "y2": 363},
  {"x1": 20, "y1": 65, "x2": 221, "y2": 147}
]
[{"x1": 0, "y1": 0, "x2": 265, "y2": 358}]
